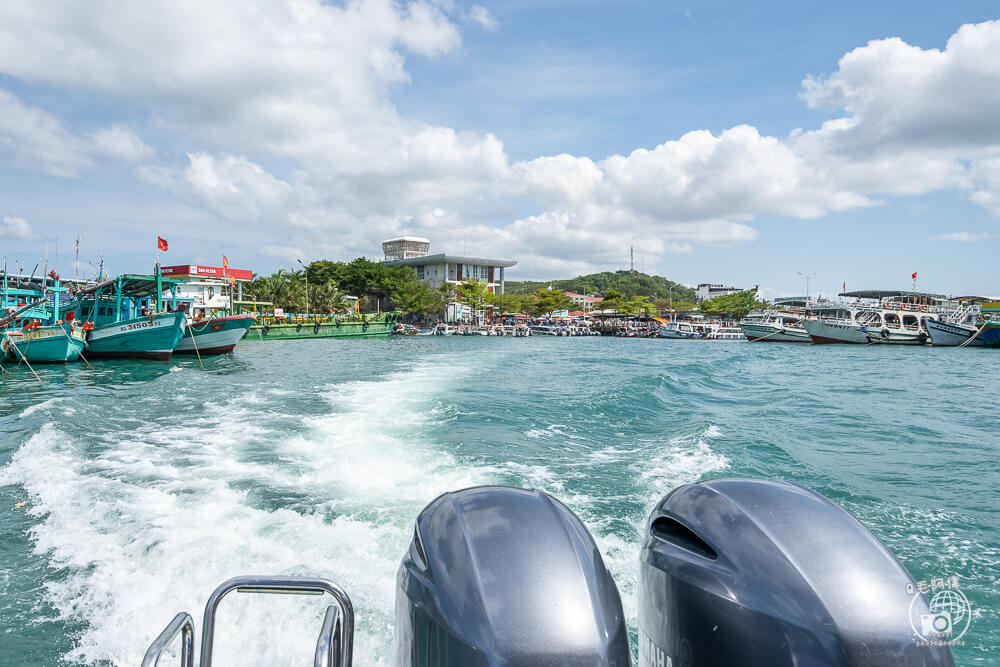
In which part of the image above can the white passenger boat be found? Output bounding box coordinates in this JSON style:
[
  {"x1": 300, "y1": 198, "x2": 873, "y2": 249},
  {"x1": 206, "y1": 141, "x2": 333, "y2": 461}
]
[
  {"x1": 715, "y1": 327, "x2": 747, "y2": 341},
  {"x1": 926, "y1": 298, "x2": 984, "y2": 346},
  {"x1": 658, "y1": 321, "x2": 704, "y2": 339},
  {"x1": 801, "y1": 291, "x2": 951, "y2": 345},
  {"x1": 529, "y1": 325, "x2": 560, "y2": 336},
  {"x1": 739, "y1": 311, "x2": 811, "y2": 342}
]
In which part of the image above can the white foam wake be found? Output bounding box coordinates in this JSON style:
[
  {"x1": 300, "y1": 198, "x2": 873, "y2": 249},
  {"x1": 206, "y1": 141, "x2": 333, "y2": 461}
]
[{"x1": 0, "y1": 360, "x2": 496, "y2": 666}]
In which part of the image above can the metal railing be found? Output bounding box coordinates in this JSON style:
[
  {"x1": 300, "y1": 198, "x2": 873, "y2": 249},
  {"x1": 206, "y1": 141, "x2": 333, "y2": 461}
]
[
  {"x1": 141, "y1": 612, "x2": 195, "y2": 667},
  {"x1": 142, "y1": 575, "x2": 354, "y2": 667}
]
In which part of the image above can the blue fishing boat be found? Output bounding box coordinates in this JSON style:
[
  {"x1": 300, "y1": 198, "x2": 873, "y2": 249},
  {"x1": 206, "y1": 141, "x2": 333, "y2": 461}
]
[
  {"x1": 66, "y1": 266, "x2": 187, "y2": 360},
  {"x1": 1, "y1": 268, "x2": 86, "y2": 363}
]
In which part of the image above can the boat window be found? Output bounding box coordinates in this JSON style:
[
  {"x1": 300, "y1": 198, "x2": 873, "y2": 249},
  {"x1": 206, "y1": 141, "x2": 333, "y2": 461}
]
[
  {"x1": 902, "y1": 315, "x2": 918, "y2": 329},
  {"x1": 883, "y1": 313, "x2": 900, "y2": 328}
]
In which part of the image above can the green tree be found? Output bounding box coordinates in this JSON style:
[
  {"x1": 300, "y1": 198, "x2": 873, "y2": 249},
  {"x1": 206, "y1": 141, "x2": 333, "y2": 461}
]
[
  {"x1": 530, "y1": 289, "x2": 572, "y2": 317},
  {"x1": 390, "y1": 269, "x2": 442, "y2": 316},
  {"x1": 458, "y1": 280, "x2": 492, "y2": 322},
  {"x1": 698, "y1": 290, "x2": 764, "y2": 319}
]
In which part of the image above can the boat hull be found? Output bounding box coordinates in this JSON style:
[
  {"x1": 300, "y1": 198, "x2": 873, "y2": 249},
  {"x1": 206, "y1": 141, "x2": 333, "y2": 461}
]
[
  {"x1": 86, "y1": 312, "x2": 187, "y2": 360},
  {"x1": 739, "y1": 323, "x2": 811, "y2": 342},
  {"x1": 802, "y1": 319, "x2": 870, "y2": 344},
  {"x1": 658, "y1": 328, "x2": 701, "y2": 339},
  {"x1": 925, "y1": 319, "x2": 983, "y2": 347},
  {"x1": 978, "y1": 322, "x2": 1000, "y2": 347},
  {"x1": 176, "y1": 315, "x2": 255, "y2": 355},
  {"x1": 247, "y1": 316, "x2": 396, "y2": 340},
  {"x1": 3, "y1": 325, "x2": 86, "y2": 363}
]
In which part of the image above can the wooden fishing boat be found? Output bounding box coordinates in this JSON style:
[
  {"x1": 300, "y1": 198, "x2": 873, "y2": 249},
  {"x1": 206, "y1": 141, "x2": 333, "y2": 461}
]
[
  {"x1": 2, "y1": 323, "x2": 86, "y2": 363},
  {"x1": 176, "y1": 314, "x2": 255, "y2": 354}
]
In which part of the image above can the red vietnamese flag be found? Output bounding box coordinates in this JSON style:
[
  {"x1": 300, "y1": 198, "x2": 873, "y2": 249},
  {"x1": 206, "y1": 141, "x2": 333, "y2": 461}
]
[
  {"x1": 911, "y1": 272, "x2": 918, "y2": 279},
  {"x1": 223, "y1": 255, "x2": 229, "y2": 270},
  {"x1": 157, "y1": 236, "x2": 168, "y2": 251}
]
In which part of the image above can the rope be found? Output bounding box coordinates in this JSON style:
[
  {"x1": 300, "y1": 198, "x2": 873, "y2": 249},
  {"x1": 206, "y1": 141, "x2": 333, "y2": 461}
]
[
  {"x1": 6, "y1": 336, "x2": 42, "y2": 382},
  {"x1": 957, "y1": 321, "x2": 988, "y2": 348},
  {"x1": 57, "y1": 324, "x2": 92, "y2": 368},
  {"x1": 187, "y1": 323, "x2": 205, "y2": 369},
  {"x1": 746, "y1": 327, "x2": 787, "y2": 342}
]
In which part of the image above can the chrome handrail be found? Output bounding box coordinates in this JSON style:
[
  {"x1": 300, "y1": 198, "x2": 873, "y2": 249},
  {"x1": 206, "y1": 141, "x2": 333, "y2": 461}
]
[
  {"x1": 314, "y1": 605, "x2": 342, "y2": 667},
  {"x1": 141, "y1": 612, "x2": 195, "y2": 667},
  {"x1": 199, "y1": 575, "x2": 354, "y2": 667}
]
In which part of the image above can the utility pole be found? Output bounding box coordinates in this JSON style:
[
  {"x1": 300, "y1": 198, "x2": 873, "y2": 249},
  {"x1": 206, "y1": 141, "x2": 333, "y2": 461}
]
[
  {"x1": 629, "y1": 245, "x2": 635, "y2": 273},
  {"x1": 75, "y1": 237, "x2": 80, "y2": 282},
  {"x1": 297, "y1": 259, "x2": 309, "y2": 316}
]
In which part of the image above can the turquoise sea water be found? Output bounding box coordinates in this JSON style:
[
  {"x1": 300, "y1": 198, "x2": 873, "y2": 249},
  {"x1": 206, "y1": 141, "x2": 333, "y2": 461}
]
[{"x1": 0, "y1": 337, "x2": 997, "y2": 665}]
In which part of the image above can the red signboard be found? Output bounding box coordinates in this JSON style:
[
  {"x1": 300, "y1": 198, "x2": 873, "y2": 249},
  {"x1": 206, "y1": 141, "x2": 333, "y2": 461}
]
[{"x1": 161, "y1": 264, "x2": 253, "y2": 281}]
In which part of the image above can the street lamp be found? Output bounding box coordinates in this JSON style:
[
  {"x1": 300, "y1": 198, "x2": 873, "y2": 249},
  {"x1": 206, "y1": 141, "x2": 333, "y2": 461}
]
[
  {"x1": 297, "y1": 259, "x2": 309, "y2": 316},
  {"x1": 797, "y1": 272, "x2": 816, "y2": 305}
]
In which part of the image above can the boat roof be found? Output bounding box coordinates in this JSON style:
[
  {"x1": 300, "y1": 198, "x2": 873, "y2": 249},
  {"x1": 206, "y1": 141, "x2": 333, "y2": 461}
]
[
  {"x1": 838, "y1": 290, "x2": 947, "y2": 300},
  {"x1": 114, "y1": 274, "x2": 184, "y2": 297}
]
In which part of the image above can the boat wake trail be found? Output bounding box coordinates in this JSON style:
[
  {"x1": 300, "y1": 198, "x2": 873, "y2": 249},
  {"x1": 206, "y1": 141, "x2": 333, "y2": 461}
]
[{"x1": 0, "y1": 359, "x2": 496, "y2": 667}]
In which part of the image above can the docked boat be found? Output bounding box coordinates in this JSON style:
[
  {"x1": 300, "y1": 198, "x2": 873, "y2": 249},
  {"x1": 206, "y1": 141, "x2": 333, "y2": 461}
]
[
  {"x1": 658, "y1": 321, "x2": 704, "y2": 339},
  {"x1": 529, "y1": 325, "x2": 560, "y2": 336},
  {"x1": 168, "y1": 278, "x2": 255, "y2": 354},
  {"x1": 1, "y1": 269, "x2": 87, "y2": 363},
  {"x1": 176, "y1": 314, "x2": 255, "y2": 354},
  {"x1": 67, "y1": 268, "x2": 188, "y2": 360},
  {"x1": 714, "y1": 326, "x2": 747, "y2": 341},
  {"x1": 802, "y1": 291, "x2": 952, "y2": 345},
  {"x1": 143, "y1": 479, "x2": 954, "y2": 667},
  {"x1": 2, "y1": 323, "x2": 87, "y2": 364},
  {"x1": 739, "y1": 311, "x2": 811, "y2": 342},
  {"x1": 248, "y1": 312, "x2": 397, "y2": 340}
]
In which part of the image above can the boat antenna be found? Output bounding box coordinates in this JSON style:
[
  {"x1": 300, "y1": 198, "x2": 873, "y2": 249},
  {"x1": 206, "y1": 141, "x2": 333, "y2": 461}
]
[{"x1": 75, "y1": 237, "x2": 80, "y2": 282}]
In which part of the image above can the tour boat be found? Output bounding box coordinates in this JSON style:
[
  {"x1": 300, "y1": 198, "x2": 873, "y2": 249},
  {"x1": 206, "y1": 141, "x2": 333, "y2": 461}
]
[
  {"x1": 801, "y1": 291, "x2": 954, "y2": 345},
  {"x1": 658, "y1": 321, "x2": 704, "y2": 339},
  {"x1": 739, "y1": 311, "x2": 811, "y2": 342},
  {"x1": 714, "y1": 326, "x2": 747, "y2": 341},
  {"x1": 143, "y1": 480, "x2": 954, "y2": 667}
]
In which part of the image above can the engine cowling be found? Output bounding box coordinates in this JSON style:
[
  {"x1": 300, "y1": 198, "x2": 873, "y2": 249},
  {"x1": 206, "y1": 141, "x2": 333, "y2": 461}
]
[
  {"x1": 639, "y1": 478, "x2": 955, "y2": 667},
  {"x1": 396, "y1": 486, "x2": 631, "y2": 666}
]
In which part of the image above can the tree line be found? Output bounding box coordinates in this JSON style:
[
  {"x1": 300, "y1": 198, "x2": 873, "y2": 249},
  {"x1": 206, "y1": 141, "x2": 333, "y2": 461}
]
[{"x1": 242, "y1": 257, "x2": 764, "y2": 319}]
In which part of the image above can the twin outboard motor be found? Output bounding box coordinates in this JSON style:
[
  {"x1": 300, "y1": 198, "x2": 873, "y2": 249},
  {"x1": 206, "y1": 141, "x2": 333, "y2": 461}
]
[
  {"x1": 638, "y1": 478, "x2": 955, "y2": 667},
  {"x1": 145, "y1": 479, "x2": 956, "y2": 667},
  {"x1": 396, "y1": 486, "x2": 631, "y2": 666}
]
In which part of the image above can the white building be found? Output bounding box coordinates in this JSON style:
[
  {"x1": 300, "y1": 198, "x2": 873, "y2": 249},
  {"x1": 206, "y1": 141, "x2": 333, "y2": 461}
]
[
  {"x1": 382, "y1": 236, "x2": 431, "y2": 261},
  {"x1": 696, "y1": 283, "x2": 760, "y2": 303},
  {"x1": 382, "y1": 237, "x2": 516, "y2": 321}
]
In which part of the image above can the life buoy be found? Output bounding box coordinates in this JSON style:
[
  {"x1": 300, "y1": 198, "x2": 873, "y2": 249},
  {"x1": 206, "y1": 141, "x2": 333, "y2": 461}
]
[
  {"x1": 295, "y1": 323, "x2": 303, "y2": 332},
  {"x1": 920, "y1": 305, "x2": 926, "y2": 312},
  {"x1": 881, "y1": 329, "x2": 890, "y2": 339}
]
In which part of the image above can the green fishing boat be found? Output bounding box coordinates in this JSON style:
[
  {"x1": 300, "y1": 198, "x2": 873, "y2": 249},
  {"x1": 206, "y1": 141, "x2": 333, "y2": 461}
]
[
  {"x1": 246, "y1": 312, "x2": 398, "y2": 340},
  {"x1": 66, "y1": 266, "x2": 188, "y2": 360},
  {"x1": 2, "y1": 324, "x2": 87, "y2": 364},
  {"x1": 1, "y1": 268, "x2": 86, "y2": 363}
]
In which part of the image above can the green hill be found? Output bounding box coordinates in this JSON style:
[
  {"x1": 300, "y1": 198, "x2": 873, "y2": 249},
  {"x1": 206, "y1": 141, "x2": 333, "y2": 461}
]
[{"x1": 504, "y1": 271, "x2": 696, "y2": 303}]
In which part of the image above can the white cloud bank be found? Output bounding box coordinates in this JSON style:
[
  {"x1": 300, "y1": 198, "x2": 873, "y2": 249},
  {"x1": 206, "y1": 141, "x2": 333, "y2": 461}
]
[
  {"x1": 0, "y1": 215, "x2": 36, "y2": 241},
  {"x1": 0, "y1": 3, "x2": 999, "y2": 275}
]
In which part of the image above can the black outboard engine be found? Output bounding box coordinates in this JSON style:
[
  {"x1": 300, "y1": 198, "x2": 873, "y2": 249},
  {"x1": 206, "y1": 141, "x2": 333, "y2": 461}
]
[
  {"x1": 639, "y1": 478, "x2": 954, "y2": 666},
  {"x1": 396, "y1": 486, "x2": 631, "y2": 666}
]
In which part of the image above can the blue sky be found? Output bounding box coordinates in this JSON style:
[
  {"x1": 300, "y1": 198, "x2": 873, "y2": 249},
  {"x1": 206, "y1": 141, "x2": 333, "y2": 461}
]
[{"x1": 1, "y1": 1, "x2": 999, "y2": 298}]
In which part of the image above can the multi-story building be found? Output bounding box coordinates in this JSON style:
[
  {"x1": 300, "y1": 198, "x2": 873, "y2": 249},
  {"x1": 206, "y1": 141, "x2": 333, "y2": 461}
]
[
  {"x1": 563, "y1": 291, "x2": 604, "y2": 311},
  {"x1": 696, "y1": 283, "x2": 760, "y2": 303},
  {"x1": 381, "y1": 237, "x2": 516, "y2": 321}
]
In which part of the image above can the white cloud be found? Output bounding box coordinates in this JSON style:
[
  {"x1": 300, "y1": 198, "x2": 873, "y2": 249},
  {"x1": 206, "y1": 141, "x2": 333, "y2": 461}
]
[
  {"x1": 0, "y1": 89, "x2": 92, "y2": 178},
  {"x1": 0, "y1": 215, "x2": 37, "y2": 240},
  {"x1": 931, "y1": 232, "x2": 990, "y2": 242},
  {"x1": 4, "y1": 7, "x2": 1000, "y2": 276},
  {"x1": 467, "y1": 6, "x2": 498, "y2": 31},
  {"x1": 90, "y1": 126, "x2": 153, "y2": 162}
]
